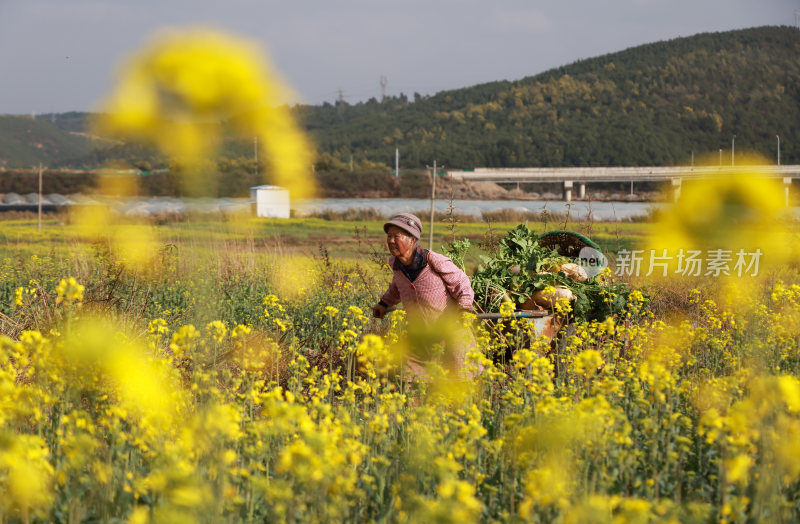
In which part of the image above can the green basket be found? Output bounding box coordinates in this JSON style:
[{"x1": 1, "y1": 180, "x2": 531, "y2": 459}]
[{"x1": 535, "y1": 230, "x2": 601, "y2": 259}]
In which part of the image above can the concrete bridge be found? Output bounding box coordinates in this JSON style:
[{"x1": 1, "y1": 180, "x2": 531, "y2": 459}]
[{"x1": 447, "y1": 165, "x2": 800, "y2": 203}]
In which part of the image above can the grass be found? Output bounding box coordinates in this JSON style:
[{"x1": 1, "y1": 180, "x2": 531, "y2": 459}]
[{"x1": 0, "y1": 214, "x2": 649, "y2": 260}]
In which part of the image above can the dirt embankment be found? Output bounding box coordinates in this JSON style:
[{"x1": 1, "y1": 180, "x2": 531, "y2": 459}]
[
  {"x1": 429, "y1": 178, "x2": 662, "y2": 201},
  {"x1": 434, "y1": 178, "x2": 512, "y2": 200}
]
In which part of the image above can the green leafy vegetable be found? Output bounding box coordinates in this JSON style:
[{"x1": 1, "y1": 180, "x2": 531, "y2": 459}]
[{"x1": 469, "y1": 224, "x2": 645, "y2": 322}]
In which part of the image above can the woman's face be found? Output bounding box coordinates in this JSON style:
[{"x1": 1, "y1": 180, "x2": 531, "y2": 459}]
[{"x1": 386, "y1": 225, "x2": 415, "y2": 259}]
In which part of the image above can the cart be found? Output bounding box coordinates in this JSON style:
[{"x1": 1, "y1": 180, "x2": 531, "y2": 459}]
[{"x1": 476, "y1": 230, "x2": 600, "y2": 345}]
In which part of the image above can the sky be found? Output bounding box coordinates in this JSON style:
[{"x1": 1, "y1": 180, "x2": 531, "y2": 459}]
[{"x1": 0, "y1": 0, "x2": 796, "y2": 115}]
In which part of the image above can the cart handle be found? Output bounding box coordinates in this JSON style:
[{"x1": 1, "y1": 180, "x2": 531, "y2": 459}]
[{"x1": 383, "y1": 307, "x2": 549, "y2": 319}]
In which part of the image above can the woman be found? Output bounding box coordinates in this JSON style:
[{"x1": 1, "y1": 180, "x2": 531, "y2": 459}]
[{"x1": 372, "y1": 213, "x2": 476, "y2": 377}]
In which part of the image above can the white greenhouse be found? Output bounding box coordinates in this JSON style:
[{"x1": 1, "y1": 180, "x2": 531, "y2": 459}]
[{"x1": 250, "y1": 185, "x2": 290, "y2": 218}]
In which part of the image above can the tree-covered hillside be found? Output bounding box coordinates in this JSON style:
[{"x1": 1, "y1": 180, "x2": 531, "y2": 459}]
[
  {"x1": 298, "y1": 26, "x2": 800, "y2": 168},
  {"x1": 0, "y1": 116, "x2": 93, "y2": 167}
]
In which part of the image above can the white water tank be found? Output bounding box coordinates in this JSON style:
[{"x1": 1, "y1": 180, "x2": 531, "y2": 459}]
[{"x1": 250, "y1": 185, "x2": 290, "y2": 218}]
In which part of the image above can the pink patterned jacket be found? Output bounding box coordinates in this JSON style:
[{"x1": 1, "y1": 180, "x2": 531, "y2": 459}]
[{"x1": 380, "y1": 250, "x2": 474, "y2": 323}]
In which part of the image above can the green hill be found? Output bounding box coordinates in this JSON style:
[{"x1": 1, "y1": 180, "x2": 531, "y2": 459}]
[
  {"x1": 299, "y1": 25, "x2": 800, "y2": 168},
  {"x1": 34, "y1": 111, "x2": 92, "y2": 134},
  {"x1": 0, "y1": 115, "x2": 93, "y2": 168},
  {"x1": 2, "y1": 25, "x2": 799, "y2": 170}
]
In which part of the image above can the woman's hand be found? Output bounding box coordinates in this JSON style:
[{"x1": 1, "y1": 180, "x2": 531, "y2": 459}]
[{"x1": 372, "y1": 303, "x2": 387, "y2": 319}]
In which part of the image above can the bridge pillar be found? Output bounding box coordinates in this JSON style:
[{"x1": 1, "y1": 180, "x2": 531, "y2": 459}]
[
  {"x1": 671, "y1": 177, "x2": 682, "y2": 203},
  {"x1": 562, "y1": 180, "x2": 573, "y2": 202},
  {"x1": 577, "y1": 183, "x2": 586, "y2": 199},
  {"x1": 785, "y1": 177, "x2": 792, "y2": 207}
]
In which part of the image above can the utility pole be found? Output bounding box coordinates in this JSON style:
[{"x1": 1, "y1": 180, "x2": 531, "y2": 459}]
[
  {"x1": 395, "y1": 148, "x2": 399, "y2": 177},
  {"x1": 731, "y1": 135, "x2": 735, "y2": 166},
  {"x1": 37, "y1": 163, "x2": 43, "y2": 233},
  {"x1": 254, "y1": 136, "x2": 258, "y2": 177},
  {"x1": 425, "y1": 161, "x2": 442, "y2": 251},
  {"x1": 777, "y1": 135, "x2": 781, "y2": 166}
]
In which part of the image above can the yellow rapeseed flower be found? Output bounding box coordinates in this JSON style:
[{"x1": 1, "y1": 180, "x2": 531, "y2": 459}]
[
  {"x1": 573, "y1": 350, "x2": 604, "y2": 378},
  {"x1": 231, "y1": 324, "x2": 251, "y2": 339},
  {"x1": 499, "y1": 301, "x2": 516, "y2": 317},
  {"x1": 128, "y1": 506, "x2": 150, "y2": 524},
  {"x1": 778, "y1": 375, "x2": 800, "y2": 413},
  {"x1": 170, "y1": 325, "x2": 200, "y2": 358},
  {"x1": 147, "y1": 318, "x2": 169, "y2": 337},
  {"x1": 724, "y1": 454, "x2": 753, "y2": 486},
  {"x1": 0, "y1": 434, "x2": 55, "y2": 517},
  {"x1": 324, "y1": 306, "x2": 340, "y2": 317},
  {"x1": 55, "y1": 277, "x2": 85, "y2": 306},
  {"x1": 205, "y1": 320, "x2": 228, "y2": 344}
]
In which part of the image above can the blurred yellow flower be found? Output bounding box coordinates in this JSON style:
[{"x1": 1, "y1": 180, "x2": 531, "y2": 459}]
[
  {"x1": 205, "y1": 320, "x2": 228, "y2": 344},
  {"x1": 170, "y1": 325, "x2": 200, "y2": 358},
  {"x1": 647, "y1": 158, "x2": 792, "y2": 274},
  {"x1": 148, "y1": 318, "x2": 169, "y2": 337},
  {"x1": 574, "y1": 349, "x2": 604, "y2": 378},
  {"x1": 724, "y1": 454, "x2": 753, "y2": 486},
  {"x1": 128, "y1": 506, "x2": 150, "y2": 524},
  {"x1": 778, "y1": 376, "x2": 800, "y2": 413},
  {"x1": 0, "y1": 434, "x2": 54, "y2": 517},
  {"x1": 55, "y1": 277, "x2": 85, "y2": 306},
  {"x1": 94, "y1": 28, "x2": 315, "y2": 199},
  {"x1": 231, "y1": 324, "x2": 251, "y2": 339}
]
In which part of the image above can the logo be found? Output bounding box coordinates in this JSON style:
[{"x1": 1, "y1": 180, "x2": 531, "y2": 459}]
[{"x1": 578, "y1": 246, "x2": 608, "y2": 278}]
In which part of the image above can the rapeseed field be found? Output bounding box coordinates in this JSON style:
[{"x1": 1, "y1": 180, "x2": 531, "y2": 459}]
[
  {"x1": 2, "y1": 207, "x2": 800, "y2": 522},
  {"x1": 2, "y1": 27, "x2": 798, "y2": 523}
]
